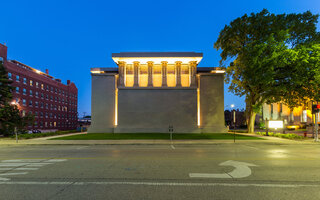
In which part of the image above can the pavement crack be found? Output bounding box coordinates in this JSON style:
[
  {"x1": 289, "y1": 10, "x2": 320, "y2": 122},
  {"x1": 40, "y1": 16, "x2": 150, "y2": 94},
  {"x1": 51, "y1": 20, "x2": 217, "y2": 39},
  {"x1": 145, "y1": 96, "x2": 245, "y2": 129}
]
[{"x1": 45, "y1": 181, "x2": 75, "y2": 200}]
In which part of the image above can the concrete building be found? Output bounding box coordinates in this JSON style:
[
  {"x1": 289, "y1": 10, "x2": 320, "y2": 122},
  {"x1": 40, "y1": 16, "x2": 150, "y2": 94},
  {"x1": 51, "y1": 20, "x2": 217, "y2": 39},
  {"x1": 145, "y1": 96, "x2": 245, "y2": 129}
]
[
  {"x1": 89, "y1": 52, "x2": 227, "y2": 133},
  {"x1": 0, "y1": 43, "x2": 78, "y2": 131}
]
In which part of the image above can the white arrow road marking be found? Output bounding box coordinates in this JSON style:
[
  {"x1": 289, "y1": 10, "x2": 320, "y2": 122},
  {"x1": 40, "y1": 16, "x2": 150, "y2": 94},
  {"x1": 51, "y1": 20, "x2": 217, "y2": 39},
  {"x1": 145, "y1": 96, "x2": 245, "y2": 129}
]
[
  {"x1": 0, "y1": 159, "x2": 67, "y2": 181},
  {"x1": 189, "y1": 160, "x2": 258, "y2": 179}
]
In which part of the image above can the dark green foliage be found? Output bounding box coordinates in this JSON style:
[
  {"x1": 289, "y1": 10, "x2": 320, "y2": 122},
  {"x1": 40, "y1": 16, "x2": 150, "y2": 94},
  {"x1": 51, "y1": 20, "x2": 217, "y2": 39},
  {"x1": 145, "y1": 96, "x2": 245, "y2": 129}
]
[
  {"x1": 214, "y1": 9, "x2": 320, "y2": 133},
  {"x1": 0, "y1": 62, "x2": 34, "y2": 136}
]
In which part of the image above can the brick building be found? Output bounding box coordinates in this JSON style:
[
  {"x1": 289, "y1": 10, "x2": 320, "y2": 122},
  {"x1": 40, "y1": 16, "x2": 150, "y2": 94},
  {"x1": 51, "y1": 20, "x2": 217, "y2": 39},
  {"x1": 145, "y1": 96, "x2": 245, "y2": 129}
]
[{"x1": 0, "y1": 43, "x2": 78, "y2": 131}]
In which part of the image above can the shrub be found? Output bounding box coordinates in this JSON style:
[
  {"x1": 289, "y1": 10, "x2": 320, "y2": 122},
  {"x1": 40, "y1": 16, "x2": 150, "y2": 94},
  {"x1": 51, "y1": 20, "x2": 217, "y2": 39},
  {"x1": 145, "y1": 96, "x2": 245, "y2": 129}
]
[{"x1": 255, "y1": 131, "x2": 303, "y2": 139}]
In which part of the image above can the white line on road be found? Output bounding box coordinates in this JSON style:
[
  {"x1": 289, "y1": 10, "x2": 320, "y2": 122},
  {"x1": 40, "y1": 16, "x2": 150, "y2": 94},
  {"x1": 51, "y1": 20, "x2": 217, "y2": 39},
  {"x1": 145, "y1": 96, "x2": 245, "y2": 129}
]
[
  {"x1": 14, "y1": 168, "x2": 38, "y2": 171},
  {"x1": 2, "y1": 160, "x2": 46, "y2": 163},
  {"x1": 170, "y1": 144, "x2": 175, "y2": 149},
  {"x1": 0, "y1": 172, "x2": 28, "y2": 176},
  {"x1": 0, "y1": 163, "x2": 52, "y2": 167},
  {"x1": 0, "y1": 168, "x2": 38, "y2": 171},
  {"x1": 0, "y1": 181, "x2": 319, "y2": 188}
]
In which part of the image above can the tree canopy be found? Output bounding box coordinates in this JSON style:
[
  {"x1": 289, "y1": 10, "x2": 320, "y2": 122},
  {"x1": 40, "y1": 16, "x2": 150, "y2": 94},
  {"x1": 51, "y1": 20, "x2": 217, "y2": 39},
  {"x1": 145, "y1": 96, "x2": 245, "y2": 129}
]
[{"x1": 214, "y1": 9, "x2": 320, "y2": 133}]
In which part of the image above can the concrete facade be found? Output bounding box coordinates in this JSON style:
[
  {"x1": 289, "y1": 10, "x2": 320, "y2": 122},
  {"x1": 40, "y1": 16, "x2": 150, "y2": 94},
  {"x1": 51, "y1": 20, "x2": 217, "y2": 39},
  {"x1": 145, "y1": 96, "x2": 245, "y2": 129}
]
[{"x1": 89, "y1": 52, "x2": 227, "y2": 133}]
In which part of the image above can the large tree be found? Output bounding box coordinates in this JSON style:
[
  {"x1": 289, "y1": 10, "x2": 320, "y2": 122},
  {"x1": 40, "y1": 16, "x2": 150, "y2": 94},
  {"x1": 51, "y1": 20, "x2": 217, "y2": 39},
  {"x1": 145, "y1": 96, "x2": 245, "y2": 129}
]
[
  {"x1": 0, "y1": 61, "x2": 34, "y2": 135},
  {"x1": 214, "y1": 9, "x2": 320, "y2": 133}
]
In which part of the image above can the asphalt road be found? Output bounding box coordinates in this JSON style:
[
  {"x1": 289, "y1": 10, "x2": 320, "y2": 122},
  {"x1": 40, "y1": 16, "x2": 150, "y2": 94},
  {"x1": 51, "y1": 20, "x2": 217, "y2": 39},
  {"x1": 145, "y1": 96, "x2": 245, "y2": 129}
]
[{"x1": 0, "y1": 143, "x2": 320, "y2": 200}]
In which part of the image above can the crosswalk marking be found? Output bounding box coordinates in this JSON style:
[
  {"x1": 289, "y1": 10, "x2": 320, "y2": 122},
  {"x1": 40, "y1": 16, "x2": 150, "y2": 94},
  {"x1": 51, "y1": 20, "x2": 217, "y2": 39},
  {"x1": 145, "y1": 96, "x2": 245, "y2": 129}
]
[{"x1": 0, "y1": 159, "x2": 67, "y2": 181}]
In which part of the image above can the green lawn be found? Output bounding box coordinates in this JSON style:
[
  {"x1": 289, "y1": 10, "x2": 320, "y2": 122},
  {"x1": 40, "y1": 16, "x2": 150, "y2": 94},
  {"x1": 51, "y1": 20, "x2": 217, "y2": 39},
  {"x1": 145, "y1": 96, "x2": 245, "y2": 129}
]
[{"x1": 51, "y1": 133, "x2": 263, "y2": 140}]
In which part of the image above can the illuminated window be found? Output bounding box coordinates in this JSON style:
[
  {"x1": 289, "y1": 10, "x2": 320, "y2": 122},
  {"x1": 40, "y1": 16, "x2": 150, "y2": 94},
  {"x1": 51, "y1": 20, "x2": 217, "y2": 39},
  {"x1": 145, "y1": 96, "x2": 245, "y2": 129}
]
[
  {"x1": 30, "y1": 80, "x2": 33, "y2": 86},
  {"x1": 181, "y1": 64, "x2": 190, "y2": 87},
  {"x1": 139, "y1": 64, "x2": 148, "y2": 87},
  {"x1": 125, "y1": 64, "x2": 134, "y2": 87},
  {"x1": 167, "y1": 64, "x2": 176, "y2": 87},
  {"x1": 302, "y1": 110, "x2": 307, "y2": 122},
  {"x1": 153, "y1": 64, "x2": 162, "y2": 87}
]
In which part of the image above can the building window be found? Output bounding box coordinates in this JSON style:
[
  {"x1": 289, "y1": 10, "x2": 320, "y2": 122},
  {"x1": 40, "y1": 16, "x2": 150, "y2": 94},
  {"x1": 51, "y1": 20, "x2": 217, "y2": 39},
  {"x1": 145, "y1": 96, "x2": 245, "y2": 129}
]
[
  {"x1": 40, "y1": 112, "x2": 43, "y2": 118},
  {"x1": 23, "y1": 88, "x2": 27, "y2": 95},
  {"x1": 8, "y1": 72, "x2": 12, "y2": 79},
  {"x1": 45, "y1": 122, "x2": 47, "y2": 127},
  {"x1": 40, "y1": 102, "x2": 44, "y2": 108},
  {"x1": 46, "y1": 85, "x2": 49, "y2": 91},
  {"x1": 46, "y1": 103, "x2": 48, "y2": 109},
  {"x1": 30, "y1": 80, "x2": 33, "y2": 86},
  {"x1": 139, "y1": 64, "x2": 148, "y2": 87},
  {"x1": 23, "y1": 78, "x2": 27, "y2": 84},
  {"x1": 16, "y1": 75, "x2": 20, "y2": 82},
  {"x1": 22, "y1": 110, "x2": 25, "y2": 117},
  {"x1": 125, "y1": 64, "x2": 134, "y2": 87},
  {"x1": 181, "y1": 64, "x2": 190, "y2": 87},
  {"x1": 302, "y1": 110, "x2": 307, "y2": 123},
  {"x1": 36, "y1": 82, "x2": 39, "y2": 88},
  {"x1": 167, "y1": 64, "x2": 176, "y2": 87},
  {"x1": 35, "y1": 101, "x2": 38, "y2": 107},
  {"x1": 16, "y1": 87, "x2": 19, "y2": 93},
  {"x1": 41, "y1": 84, "x2": 44, "y2": 90},
  {"x1": 29, "y1": 90, "x2": 33, "y2": 96},
  {"x1": 41, "y1": 93, "x2": 44, "y2": 98},
  {"x1": 54, "y1": 122, "x2": 56, "y2": 127},
  {"x1": 35, "y1": 91, "x2": 39, "y2": 98},
  {"x1": 35, "y1": 111, "x2": 38, "y2": 117},
  {"x1": 29, "y1": 100, "x2": 32, "y2": 107},
  {"x1": 153, "y1": 64, "x2": 162, "y2": 87},
  {"x1": 22, "y1": 99, "x2": 26, "y2": 106},
  {"x1": 45, "y1": 112, "x2": 48, "y2": 118}
]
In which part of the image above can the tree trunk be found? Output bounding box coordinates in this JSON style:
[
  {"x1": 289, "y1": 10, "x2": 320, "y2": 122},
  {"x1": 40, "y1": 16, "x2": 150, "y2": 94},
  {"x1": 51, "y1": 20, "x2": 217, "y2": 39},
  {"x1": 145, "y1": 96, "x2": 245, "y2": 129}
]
[{"x1": 247, "y1": 110, "x2": 256, "y2": 133}]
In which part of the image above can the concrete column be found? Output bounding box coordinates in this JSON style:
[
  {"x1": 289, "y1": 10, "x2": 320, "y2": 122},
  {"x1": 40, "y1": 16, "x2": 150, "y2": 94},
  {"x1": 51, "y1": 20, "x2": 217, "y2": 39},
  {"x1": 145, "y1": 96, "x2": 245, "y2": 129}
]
[
  {"x1": 147, "y1": 61, "x2": 153, "y2": 87},
  {"x1": 133, "y1": 61, "x2": 139, "y2": 87},
  {"x1": 190, "y1": 61, "x2": 197, "y2": 87},
  {"x1": 161, "y1": 61, "x2": 167, "y2": 87},
  {"x1": 118, "y1": 61, "x2": 125, "y2": 87},
  {"x1": 176, "y1": 61, "x2": 182, "y2": 87}
]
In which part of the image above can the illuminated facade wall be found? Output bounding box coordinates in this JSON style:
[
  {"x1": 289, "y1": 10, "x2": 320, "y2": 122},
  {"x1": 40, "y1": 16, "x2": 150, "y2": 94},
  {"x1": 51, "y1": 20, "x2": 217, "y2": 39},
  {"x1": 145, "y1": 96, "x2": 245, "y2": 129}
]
[
  {"x1": 89, "y1": 52, "x2": 227, "y2": 133},
  {"x1": 261, "y1": 102, "x2": 313, "y2": 126}
]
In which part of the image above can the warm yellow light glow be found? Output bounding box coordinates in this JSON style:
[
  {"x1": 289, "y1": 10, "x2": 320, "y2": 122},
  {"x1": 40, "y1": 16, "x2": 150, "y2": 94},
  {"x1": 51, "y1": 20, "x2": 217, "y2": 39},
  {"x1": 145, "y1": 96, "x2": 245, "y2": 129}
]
[
  {"x1": 210, "y1": 70, "x2": 225, "y2": 73},
  {"x1": 125, "y1": 64, "x2": 134, "y2": 87},
  {"x1": 286, "y1": 125, "x2": 299, "y2": 130},
  {"x1": 167, "y1": 64, "x2": 176, "y2": 87},
  {"x1": 153, "y1": 64, "x2": 162, "y2": 87},
  {"x1": 181, "y1": 64, "x2": 190, "y2": 87},
  {"x1": 139, "y1": 64, "x2": 148, "y2": 87},
  {"x1": 112, "y1": 57, "x2": 203, "y2": 65},
  {"x1": 35, "y1": 70, "x2": 41, "y2": 74},
  {"x1": 293, "y1": 107, "x2": 303, "y2": 116},
  {"x1": 115, "y1": 75, "x2": 118, "y2": 126},
  {"x1": 197, "y1": 76, "x2": 201, "y2": 127},
  {"x1": 91, "y1": 71, "x2": 102, "y2": 74}
]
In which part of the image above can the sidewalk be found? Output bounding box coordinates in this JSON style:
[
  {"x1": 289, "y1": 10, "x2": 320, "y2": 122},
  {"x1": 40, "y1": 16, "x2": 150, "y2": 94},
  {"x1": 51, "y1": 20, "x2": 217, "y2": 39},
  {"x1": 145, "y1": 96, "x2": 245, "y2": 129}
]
[{"x1": 0, "y1": 132, "x2": 318, "y2": 145}]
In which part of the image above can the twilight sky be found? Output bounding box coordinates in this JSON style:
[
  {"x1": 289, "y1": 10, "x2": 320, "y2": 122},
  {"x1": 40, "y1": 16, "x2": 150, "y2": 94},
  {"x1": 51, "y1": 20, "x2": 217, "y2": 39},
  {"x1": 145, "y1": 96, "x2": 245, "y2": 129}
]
[{"x1": 1, "y1": 0, "x2": 319, "y2": 116}]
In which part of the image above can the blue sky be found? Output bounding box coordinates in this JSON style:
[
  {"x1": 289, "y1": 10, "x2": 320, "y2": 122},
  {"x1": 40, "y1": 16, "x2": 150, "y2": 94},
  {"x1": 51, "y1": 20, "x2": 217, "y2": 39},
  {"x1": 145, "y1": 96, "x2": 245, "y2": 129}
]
[{"x1": 1, "y1": 0, "x2": 319, "y2": 116}]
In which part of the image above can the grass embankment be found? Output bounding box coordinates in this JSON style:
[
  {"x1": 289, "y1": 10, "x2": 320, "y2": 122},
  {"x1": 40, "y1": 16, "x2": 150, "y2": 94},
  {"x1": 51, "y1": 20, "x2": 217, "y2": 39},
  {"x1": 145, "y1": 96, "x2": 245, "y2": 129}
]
[
  {"x1": 12, "y1": 130, "x2": 78, "y2": 139},
  {"x1": 51, "y1": 133, "x2": 263, "y2": 140}
]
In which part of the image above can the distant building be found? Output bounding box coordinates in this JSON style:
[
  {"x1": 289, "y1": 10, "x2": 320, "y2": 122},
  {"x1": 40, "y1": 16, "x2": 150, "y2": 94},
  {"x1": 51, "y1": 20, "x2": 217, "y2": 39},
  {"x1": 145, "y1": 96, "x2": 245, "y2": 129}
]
[
  {"x1": 0, "y1": 43, "x2": 78, "y2": 131},
  {"x1": 89, "y1": 52, "x2": 227, "y2": 133},
  {"x1": 261, "y1": 102, "x2": 313, "y2": 129}
]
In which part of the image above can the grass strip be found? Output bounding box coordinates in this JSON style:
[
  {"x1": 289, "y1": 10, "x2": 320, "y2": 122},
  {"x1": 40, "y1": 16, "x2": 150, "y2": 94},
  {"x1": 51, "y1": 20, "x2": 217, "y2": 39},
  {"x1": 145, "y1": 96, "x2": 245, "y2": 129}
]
[{"x1": 51, "y1": 133, "x2": 263, "y2": 140}]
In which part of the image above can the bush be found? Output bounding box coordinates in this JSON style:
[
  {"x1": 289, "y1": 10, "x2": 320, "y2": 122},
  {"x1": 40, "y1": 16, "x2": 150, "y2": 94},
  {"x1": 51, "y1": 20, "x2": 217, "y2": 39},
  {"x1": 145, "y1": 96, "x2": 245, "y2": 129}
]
[{"x1": 255, "y1": 131, "x2": 304, "y2": 139}]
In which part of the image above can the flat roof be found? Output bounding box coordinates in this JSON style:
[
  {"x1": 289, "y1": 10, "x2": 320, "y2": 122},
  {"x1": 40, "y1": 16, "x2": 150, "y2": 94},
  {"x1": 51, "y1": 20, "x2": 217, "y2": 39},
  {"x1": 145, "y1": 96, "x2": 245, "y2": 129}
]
[{"x1": 112, "y1": 52, "x2": 203, "y2": 58}]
